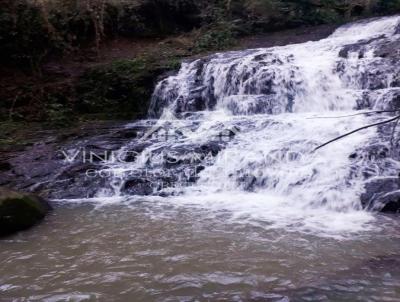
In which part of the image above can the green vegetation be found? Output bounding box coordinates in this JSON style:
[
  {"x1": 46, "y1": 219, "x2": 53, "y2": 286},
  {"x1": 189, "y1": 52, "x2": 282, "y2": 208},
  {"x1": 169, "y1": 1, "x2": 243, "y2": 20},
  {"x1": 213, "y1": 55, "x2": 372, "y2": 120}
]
[
  {"x1": 194, "y1": 23, "x2": 236, "y2": 52},
  {"x1": 76, "y1": 56, "x2": 181, "y2": 119},
  {"x1": 2, "y1": 0, "x2": 397, "y2": 69},
  {"x1": 1, "y1": 0, "x2": 399, "y2": 125}
]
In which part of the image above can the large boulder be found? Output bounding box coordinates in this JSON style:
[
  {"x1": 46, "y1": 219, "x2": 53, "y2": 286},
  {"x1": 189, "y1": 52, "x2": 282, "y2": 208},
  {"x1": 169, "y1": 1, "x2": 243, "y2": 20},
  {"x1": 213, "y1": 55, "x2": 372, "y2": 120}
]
[{"x1": 0, "y1": 187, "x2": 51, "y2": 237}]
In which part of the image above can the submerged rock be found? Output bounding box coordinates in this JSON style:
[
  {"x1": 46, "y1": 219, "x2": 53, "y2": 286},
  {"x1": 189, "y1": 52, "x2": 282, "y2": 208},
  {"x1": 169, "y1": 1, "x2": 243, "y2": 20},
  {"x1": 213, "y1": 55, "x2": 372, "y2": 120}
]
[{"x1": 0, "y1": 188, "x2": 51, "y2": 237}]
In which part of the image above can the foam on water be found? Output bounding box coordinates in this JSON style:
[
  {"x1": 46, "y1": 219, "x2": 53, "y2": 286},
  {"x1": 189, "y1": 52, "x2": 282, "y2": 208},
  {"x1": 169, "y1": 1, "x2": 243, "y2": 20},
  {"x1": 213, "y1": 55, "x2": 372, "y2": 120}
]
[{"x1": 92, "y1": 16, "x2": 400, "y2": 236}]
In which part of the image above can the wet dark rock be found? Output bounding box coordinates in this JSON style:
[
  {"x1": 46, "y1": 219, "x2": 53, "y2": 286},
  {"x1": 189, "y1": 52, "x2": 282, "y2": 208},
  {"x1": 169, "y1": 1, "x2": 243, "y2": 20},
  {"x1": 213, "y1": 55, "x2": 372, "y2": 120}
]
[
  {"x1": 238, "y1": 174, "x2": 257, "y2": 191},
  {"x1": 195, "y1": 165, "x2": 205, "y2": 174},
  {"x1": 219, "y1": 127, "x2": 240, "y2": 140},
  {"x1": 339, "y1": 36, "x2": 384, "y2": 59},
  {"x1": 122, "y1": 178, "x2": 157, "y2": 196},
  {"x1": 114, "y1": 125, "x2": 153, "y2": 140},
  {"x1": 45, "y1": 163, "x2": 109, "y2": 199},
  {"x1": 0, "y1": 162, "x2": 11, "y2": 172},
  {"x1": 351, "y1": 144, "x2": 390, "y2": 161},
  {"x1": 0, "y1": 187, "x2": 51, "y2": 237},
  {"x1": 360, "y1": 177, "x2": 400, "y2": 213},
  {"x1": 179, "y1": 96, "x2": 206, "y2": 112},
  {"x1": 349, "y1": 152, "x2": 358, "y2": 159},
  {"x1": 354, "y1": 91, "x2": 372, "y2": 110},
  {"x1": 162, "y1": 144, "x2": 208, "y2": 168},
  {"x1": 190, "y1": 86, "x2": 207, "y2": 95},
  {"x1": 119, "y1": 139, "x2": 222, "y2": 196},
  {"x1": 164, "y1": 154, "x2": 186, "y2": 168},
  {"x1": 124, "y1": 143, "x2": 151, "y2": 163},
  {"x1": 224, "y1": 95, "x2": 277, "y2": 115},
  {"x1": 339, "y1": 44, "x2": 365, "y2": 59},
  {"x1": 116, "y1": 129, "x2": 139, "y2": 139},
  {"x1": 387, "y1": 91, "x2": 400, "y2": 109},
  {"x1": 378, "y1": 192, "x2": 400, "y2": 213},
  {"x1": 374, "y1": 39, "x2": 400, "y2": 59},
  {"x1": 0, "y1": 175, "x2": 11, "y2": 186},
  {"x1": 199, "y1": 142, "x2": 223, "y2": 157},
  {"x1": 253, "y1": 54, "x2": 269, "y2": 62},
  {"x1": 362, "y1": 69, "x2": 388, "y2": 90},
  {"x1": 84, "y1": 144, "x2": 115, "y2": 163},
  {"x1": 0, "y1": 122, "x2": 136, "y2": 199},
  {"x1": 58, "y1": 163, "x2": 100, "y2": 178},
  {"x1": 395, "y1": 23, "x2": 400, "y2": 35},
  {"x1": 392, "y1": 74, "x2": 400, "y2": 88},
  {"x1": 358, "y1": 89, "x2": 400, "y2": 110},
  {"x1": 150, "y1": 57, "x2": 218, "y2": 117},
  {"x1": 338, "y1": 33, "x2": 400, "y2": 93}
]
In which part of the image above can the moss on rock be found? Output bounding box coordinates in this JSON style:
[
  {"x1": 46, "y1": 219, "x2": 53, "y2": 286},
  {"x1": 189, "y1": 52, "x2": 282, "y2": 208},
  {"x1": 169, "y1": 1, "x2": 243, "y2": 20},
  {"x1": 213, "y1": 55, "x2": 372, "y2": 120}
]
[{"x1": 0, "y1": 187, "x2": 51, "y2": 237}]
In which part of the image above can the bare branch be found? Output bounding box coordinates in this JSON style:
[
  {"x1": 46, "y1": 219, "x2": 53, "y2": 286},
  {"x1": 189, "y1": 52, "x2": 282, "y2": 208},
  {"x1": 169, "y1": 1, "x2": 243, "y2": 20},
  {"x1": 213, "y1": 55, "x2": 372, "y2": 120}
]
[
  {"x1": 307, "y1": 110, "x2": 399, "y2": 120},
  {"x1": 313, "y1": 115, "x2": 400, "y2": 152}
]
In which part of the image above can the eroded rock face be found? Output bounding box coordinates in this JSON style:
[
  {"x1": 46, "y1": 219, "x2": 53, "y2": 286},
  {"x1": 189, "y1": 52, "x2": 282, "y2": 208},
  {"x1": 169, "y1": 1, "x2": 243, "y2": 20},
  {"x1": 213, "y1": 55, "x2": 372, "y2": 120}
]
[
  {"x1": 361, "y1": 178, "x2": 400, "y2": 213},
  {"x1": 336, "y1": 23, "x2": 400, "y2": 213},
  {"x1": 0, "y1": 187, "x2": 51, "y2": 237},
  {"x1": 395, "y1": 23, "x2": 400, "y2": 35},
  {"x1": 120, "y1": 140, "x2": 225, "y2": 196},
  {"x1": 0, "y1": 122, "x2": 135, "y2": 200},
  {"x1": 353, "y1": 121, "x2": 400, "y2": 213},
  {"x1": 338, "y1": 35, "x2": 400, "y2": 97},
  {"x1": 2, "y1": 18, "x2": 400, "y2": 213},
  {"x1": 338, "y1": 36, "x2": 385, "y2": 59}
]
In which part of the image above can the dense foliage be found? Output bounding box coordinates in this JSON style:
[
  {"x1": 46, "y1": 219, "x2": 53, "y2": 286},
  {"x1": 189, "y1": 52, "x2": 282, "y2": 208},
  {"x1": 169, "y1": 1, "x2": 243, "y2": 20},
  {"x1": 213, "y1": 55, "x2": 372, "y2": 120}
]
[
  {"x1": 1, "y1": 0, "x2": 400, "y2": 68},
  {"x1": 1, "y1": 0, "x2": 400, "y2": 124}
]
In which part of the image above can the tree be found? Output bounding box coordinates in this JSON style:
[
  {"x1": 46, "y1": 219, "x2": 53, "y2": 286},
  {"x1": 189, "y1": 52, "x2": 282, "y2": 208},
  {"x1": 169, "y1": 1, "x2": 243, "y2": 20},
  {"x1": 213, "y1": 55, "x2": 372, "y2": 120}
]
[{"x1": 84, "y1": 0, "x2": 106, "y2": 55}]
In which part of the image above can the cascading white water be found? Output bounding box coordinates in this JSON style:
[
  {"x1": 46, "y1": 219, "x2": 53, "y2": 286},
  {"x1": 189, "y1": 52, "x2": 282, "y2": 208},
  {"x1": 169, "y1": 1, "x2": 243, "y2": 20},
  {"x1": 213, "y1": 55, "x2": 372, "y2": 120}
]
[
  {"x1": 150, "y1": 17, "x2": 400, "y2": 116},
  {"x1": 101, "y1": 16, "x2": 400, "y2": 236},
  {"x1": 5, "y1": 18, "x2": 400, "y2": 302}
]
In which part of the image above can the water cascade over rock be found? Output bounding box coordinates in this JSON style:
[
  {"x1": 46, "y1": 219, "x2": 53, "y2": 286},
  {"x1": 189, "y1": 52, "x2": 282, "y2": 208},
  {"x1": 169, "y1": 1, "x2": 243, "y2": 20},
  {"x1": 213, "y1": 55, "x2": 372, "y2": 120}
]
[{"x1": 94, "y1": 16, "x2": 400, "y2": 232}]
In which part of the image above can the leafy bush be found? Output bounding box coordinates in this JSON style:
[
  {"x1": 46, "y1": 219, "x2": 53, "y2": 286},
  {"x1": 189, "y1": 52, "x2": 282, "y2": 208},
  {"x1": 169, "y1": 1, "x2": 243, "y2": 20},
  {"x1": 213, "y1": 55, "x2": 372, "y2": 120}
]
[
  {"x1": 45, "y1": 102, "x2": 74, "y2": 127},
  {"x1": 0, "y1": 2, "x2": 53, "y2": 71},
  {"x1": 76, "y1": 56, "x2": 179, "y2": 118},
  {"x1": 2, "y1": 0, "x2": 400, "y2": 70},
  {"x1": 376, "y1": 0, "x2": 400, "y2": 13},
  {"x1": 194, "y1": 24, "x2": 236, "y2": 52}
]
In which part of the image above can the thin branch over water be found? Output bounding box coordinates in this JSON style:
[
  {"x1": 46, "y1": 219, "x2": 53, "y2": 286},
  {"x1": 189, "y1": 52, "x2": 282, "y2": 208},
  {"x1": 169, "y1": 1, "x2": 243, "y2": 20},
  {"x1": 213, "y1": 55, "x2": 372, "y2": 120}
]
[{"x1": 314, "y1": 115, "x2": 400, "y2": 152}]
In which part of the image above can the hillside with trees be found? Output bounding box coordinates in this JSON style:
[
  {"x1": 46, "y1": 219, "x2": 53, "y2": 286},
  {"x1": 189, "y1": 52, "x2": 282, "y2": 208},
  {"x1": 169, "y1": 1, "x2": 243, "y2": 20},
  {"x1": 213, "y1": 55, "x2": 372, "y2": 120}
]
[{"x1": 1, "y1": 0, "x2": 399, "y2": 125}]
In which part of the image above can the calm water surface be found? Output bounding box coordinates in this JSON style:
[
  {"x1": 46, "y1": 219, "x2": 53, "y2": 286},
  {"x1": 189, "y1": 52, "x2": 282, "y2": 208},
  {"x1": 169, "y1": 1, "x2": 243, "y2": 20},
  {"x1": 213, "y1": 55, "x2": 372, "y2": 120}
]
[{"x1": 1, "y1": 200, "x2": 400, "y2": 302}]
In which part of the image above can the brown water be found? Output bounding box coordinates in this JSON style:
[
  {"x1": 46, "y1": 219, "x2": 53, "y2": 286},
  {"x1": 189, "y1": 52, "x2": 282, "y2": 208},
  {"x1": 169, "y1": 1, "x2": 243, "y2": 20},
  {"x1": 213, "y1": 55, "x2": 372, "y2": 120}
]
[{"x1": 1, "y1": 201, "x2": 400, "y2": 302}]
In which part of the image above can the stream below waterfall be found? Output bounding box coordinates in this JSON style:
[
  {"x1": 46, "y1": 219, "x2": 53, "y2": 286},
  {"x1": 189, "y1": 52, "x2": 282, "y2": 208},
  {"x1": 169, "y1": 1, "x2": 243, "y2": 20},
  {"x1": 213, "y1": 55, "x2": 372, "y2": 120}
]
[
  {"x1": 2, "y1": 16, "x2": 400, "y2": 301},
  {"x1": 1, "y1": 204, "x2": 400, "y2": 301}
]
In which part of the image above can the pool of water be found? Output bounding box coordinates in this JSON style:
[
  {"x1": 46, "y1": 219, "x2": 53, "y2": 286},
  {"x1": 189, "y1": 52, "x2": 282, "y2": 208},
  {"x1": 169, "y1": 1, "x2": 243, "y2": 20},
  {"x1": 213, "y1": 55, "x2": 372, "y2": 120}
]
[{"x1": 1, "y1": 200, "x2": 400, "y2": 302}]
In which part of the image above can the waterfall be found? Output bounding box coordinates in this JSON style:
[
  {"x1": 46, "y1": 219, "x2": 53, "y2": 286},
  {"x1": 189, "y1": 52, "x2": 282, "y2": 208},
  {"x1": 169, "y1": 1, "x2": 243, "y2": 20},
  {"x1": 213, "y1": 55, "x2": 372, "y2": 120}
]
[{"x1": 100, "y1": 16, "x2": 400, "y2": 235}]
